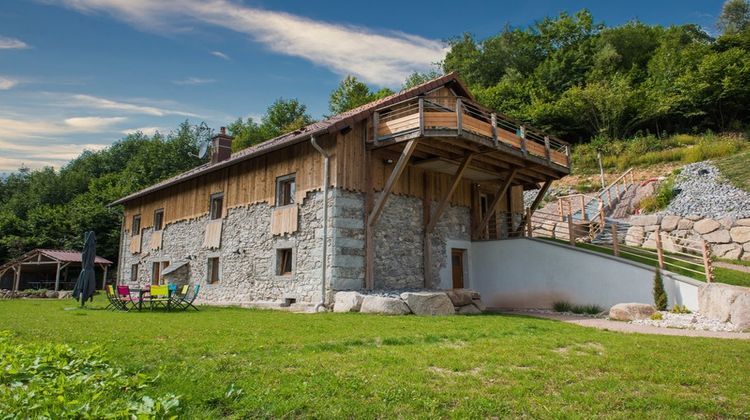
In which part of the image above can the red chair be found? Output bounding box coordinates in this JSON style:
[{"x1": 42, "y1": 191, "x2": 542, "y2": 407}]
[{"x1": 117, "y1": 285, "x2": 140, "y2": 309}]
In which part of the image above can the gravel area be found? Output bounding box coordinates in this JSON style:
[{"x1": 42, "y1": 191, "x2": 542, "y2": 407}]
[
  {"x1": 665, "y1": 161, "x2": 750, "y2": 219},
  {"x1": 631, "y1": 311, "x2": 741, "y2": 332}
]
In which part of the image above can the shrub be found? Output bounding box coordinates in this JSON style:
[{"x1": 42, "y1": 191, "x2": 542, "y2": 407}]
[
  {"x1": 0, "y1": 331, "x2": 181, "y2": 417},
  {"x1": 552, "y1": 301, "x2": 602, "y2": 314},
  {"x1": 640, "y1": 172, "x2": 679, "y2": 212},
  {"x1": 671, "y1": 304, "x2": 692, "y2": 314},
  {"x1": 653, "y1": 269, "x2": 668, "y2": 311},
  {"x1": 650, "y1": 312, "x2": 664, "y2": 320},
  {"x1": 553, "y1": 301, "x2": 572, "y2": 312}
]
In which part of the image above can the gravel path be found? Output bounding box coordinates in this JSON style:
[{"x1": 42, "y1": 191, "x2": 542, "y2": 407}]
[
  {"x1": 505, "y1": 310, "x2": 750, "y2": 340},
  {"x1": 666, "y1": 161, "x2": 750, "y2": 219}
]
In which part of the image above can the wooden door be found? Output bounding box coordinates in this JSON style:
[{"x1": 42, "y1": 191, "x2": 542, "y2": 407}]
[{"x1": 451, "y1": 249, "x2": 465, "y2": 289}]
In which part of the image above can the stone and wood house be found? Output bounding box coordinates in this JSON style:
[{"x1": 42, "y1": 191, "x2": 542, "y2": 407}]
[{"x1": 112, "y1": 73, "x2": 572, "y2": 308}]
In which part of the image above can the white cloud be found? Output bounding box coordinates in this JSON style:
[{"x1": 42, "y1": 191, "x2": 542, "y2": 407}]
[
  {"x1": 121, "y1": 126, "x2": 164, "y2": 136},
  {"x1": 172, "y1": 76, "x2": 216, "y2": 85},
  {"x1": 0, "y1": 36, "x2": 30, "y2": 50},
  {"x1": 0, "y1": 76, "x2": 20, "y2": 90},
  {"x1": 0, "y1": 116, "x2": 125, "y2": 139},
  {"x1": 211, "y1": 50, "x2": 230, "y2": 60},
  {"x1": 64, "y1": 116, "x2": 126, "y2": 130},
  {"x1": 51, "y1": 0, "x2": 447, "y2": 85},
  {"x1": 70, "y1": 94, "x2": 200, "y2": 117}
]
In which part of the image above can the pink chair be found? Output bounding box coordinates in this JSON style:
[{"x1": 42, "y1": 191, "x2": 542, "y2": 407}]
[{"x1": 117, "y1": 285, "x2": 139, "y2": 309}]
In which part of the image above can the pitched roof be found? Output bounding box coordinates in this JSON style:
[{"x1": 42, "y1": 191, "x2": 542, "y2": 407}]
[
  {"x1": 0, "y1": 249, "x2": 113, "y2": 273},
  {"x1": 110, "y1": 72, "x2": 471, "y2": 206}
]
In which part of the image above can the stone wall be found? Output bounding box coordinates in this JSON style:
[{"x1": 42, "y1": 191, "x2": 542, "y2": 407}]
[
  {"x1": 373, "y1": 194, "x2": 424, "y2": 289},
  {"x1": 626, "y1": 214, "x2": 750, "y2": 261}
]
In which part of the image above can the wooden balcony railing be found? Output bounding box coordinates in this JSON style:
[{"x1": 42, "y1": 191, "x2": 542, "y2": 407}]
[{"x1": 372, "y1": 96, "x2": 571, "y2": 169}]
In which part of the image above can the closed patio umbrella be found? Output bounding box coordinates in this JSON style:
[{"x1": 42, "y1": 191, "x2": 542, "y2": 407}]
[{"x1": 72, "y1": 231, "x2": 97, "y2": 307}]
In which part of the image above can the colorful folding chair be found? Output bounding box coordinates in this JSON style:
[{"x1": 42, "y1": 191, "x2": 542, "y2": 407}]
[
  {"x1": 172, "y1": 284, "x2": 200, "y2": 311},
  {"x1": 105, "y1": 285, "x2": 125, "y2": 311},
  {"x1": 148, "y1": 284, "x2": 171, "y2": 311}
]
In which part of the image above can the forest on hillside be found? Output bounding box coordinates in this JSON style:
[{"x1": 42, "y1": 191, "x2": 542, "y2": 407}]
[{"x1": 1, "y1": 2, "x2": 749, "y2": 267}]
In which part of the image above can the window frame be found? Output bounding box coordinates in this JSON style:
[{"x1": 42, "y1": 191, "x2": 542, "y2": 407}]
[
  {"x1": 209, "y1": 192, "x2": 224, "y2": 220},
  {"x1": 151, "y1": 262, "x2": 161, "y2": 285},
  {"x1": 131, "y1": 214, "x2": 141, "y2": 237},
  {"x1": 153, "y1": 208, "x2": 164, "y2": 231},
  {"x1": 207, "y1": 257, "x2": 221, "y2": 284},
  {"x1": 276, "y1": 248, "x2": 293, "y2": 276},
  {"x1": 275, "y1": 174, "x2": 296, "y2": 207},
  {"x1": 130, "y1": 263, "x2": 138, "y2": 283}
]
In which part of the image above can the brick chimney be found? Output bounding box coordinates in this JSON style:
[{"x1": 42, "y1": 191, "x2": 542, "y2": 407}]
[{"x1": 211, "y1": 126, "x2": 233, "y2": 164}]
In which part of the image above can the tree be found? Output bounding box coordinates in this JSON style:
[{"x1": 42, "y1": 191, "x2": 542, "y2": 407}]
[
  {"x1": 328, "y1": 76, "x2": 394, "y2": 115},
  {"x1": 718, "y1": 0, "x2": 750, "y2": 34},
  {"x1": 402, "y1": 70, "x2": 443, "y2": 90},
  {"x1": 653, "y1": 268, "x2": 667, "y2": 311},
  {"x1": 261, "y1": 98, "x2": 313, "y2": 138}
]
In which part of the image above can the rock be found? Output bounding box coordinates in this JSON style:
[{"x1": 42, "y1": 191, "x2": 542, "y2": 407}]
[
  {"x1": 625, "y1": 226, "x2": 645, "y2": 246},
  {"x1": 685, "y1": 214, "x2": 703, "y2": 221},
  {"x1": 457, "y1": 303, "x2": 483, "y2": 315},
  {"x1": 630, "y1": 215, "x2": 661, "y2": 227},
  {"x1": 333, "y1": 291, "x2": 365, "y2": 313},
  {"x1": 712, "y1": 244, "x2": 743, "y2": 260},
  {"x1": 719, "y1": 216, "x2": 735, "y2": 230},
  {"x1": 677, "y1": 219, "x2": 694, "y2": 230},
  {"x1": 744, "y1": 242, "x2": 750, "y2": 252},
  {"x1": 642, "y1": 232, "x2": 657, "y2": 249},
  {"x1": 694, "y1": 219, "x2": 721, "y2": 234},
  {"x1": 737, "y1": 219, "x2": 750, "y2": 227},
  {"x1": 661, "y1": 236, "x2": 683, "y2": 253},
  {"x1": 644, "y1": 224, "x2": 660, "y2": 232},
  {"x1": 703, "y1": 229, "x2": 731, "y2": 244},
  {"x1": 58, "y1": 291, "x2": 72, "y2": 299},
  {"x1": 472, "y1": 298, "x2": 487, "y2": 312},
  {"x1": 446, "y1": 289, "x2": 474, "y2": 306},
  {"x1": 44, "y1": 290, "x2": 58, "y2": 299},
  {"x1": 400, "y1": 292, "x2": 454, "y2": 316},
  {"x1": 661, "y1": 215, "x2": 680, "y2": 232},
  {"x1": 609, "y1": 303, "x2": 656, "y2": 321},
  {"x1": 360, "y1": 296, "x2": 411, "y2": 315},
  {"x1": 730, "y1": 226, "x2": 750, "y2": 244},
  {"x1": 699, "y1": 283, "x2": 750, "y2": 331}
]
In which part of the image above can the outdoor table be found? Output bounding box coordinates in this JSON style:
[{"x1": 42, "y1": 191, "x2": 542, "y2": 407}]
[{"x1": 129, "y1": 287, "x2": 149, "y2": 311}]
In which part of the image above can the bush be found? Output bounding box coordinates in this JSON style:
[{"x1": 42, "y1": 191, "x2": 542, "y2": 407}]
[
  {"x1": 640, "y1": 172, "x2": 679, "y2": 212},
  {"x1": 671, "y1": 304, "x2": 692, "y2": 314},
  {"x1": 552, "y1": 301, "x2": 572, "y2": 312},
  {"x1": 650, "y1": 312, "x2": 664, "y2": 320},
  {"x1": 552, "y1": 301, "x2": 602, "y2": 315},
  {"x1": 653, "y1": 269, "x2": 668, "y2": 311},
  {"x1": 0, "y1": 331, "x2": 181, "y2": 417}
]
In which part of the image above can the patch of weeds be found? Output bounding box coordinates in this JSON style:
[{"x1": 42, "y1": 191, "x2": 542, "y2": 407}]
[
  {"x1": 650, "y1": 312, "x2": 664, "y2": 320},
  {"x1": 552, "y1": 301, "x2": 602, "y2": 315},
  {"x1": 640, "y1": 171, "x2": 680, "y2": 212},
  {"x1": 552, "y1": 301, "x2": 572, "y2": 312},
  {"x1": 671, "y1": 305, "x2": 691, "y2": 314}
]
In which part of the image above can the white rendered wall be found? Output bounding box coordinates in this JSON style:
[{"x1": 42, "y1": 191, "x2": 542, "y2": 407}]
[{"x1": 469, "y1": 238, "x2": 700, "y2": 311}]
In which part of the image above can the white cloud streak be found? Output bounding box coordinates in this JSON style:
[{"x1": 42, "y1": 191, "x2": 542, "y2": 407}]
[
  {"x1": 70, "y1": 94, "x2": 200, "y2": 117},
  {"x1": 0, "y1": 116, "x2": 126, "y2": 139},
  {"x1": 172, "y1": 76, "x2": 216, "y2": 85},
  {"x1": 52, "y1": 0, "x2": 447, "y2": 85},
  {"x1": 0, "y1": 36, "x2": 30, "y2": 50},
  {"x1": 210, "y1": 50, "x2": 230, "y2": 60},
  {"x1": 121, "y1": 126, "x2": 165, "y2": 136},
  {"x1": 0, "y1": 76, "x2": 20, "y2": 90}
]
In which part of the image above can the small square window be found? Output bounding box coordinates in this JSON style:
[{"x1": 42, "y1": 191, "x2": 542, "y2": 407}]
[
  {"x1": 276, "y1": 174, "x2": 296, "y2": 206},
  {"x1": 130, "y1": 263, "x2": 138, "y2": 283},
  {"x1": 209, "y1": 193, "x2": 224, "y2": 220},
  {"x1": 132, "y1": 215, "x2": 141, "y2": 237},
  {"x1": 153, "y1": 209, "x2": 164, "y2": 231},
  {"x1": 277, "y1": 248, "x2": 293, "y2": 276},
  {"x1": 207, "y1": 257, "x2": 221, "y2": 283}
]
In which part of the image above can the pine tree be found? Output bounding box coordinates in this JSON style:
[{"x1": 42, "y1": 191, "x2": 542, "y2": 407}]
[{"x1": 653, "y1": 268, "x2": 668, "y2": 311}]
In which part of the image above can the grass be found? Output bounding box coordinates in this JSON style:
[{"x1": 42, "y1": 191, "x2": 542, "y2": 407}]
[
  {"x1": 1, "y1": 300, "x2": 749, "y2": 418},
  {"x1": 714, "y1": 150, "x2": 750, "y2": 193},
  {"x1": 639, "y1": 169, "x2": 680, "y2": 212},
  {"x1": 552, "y1": 300, "x2": 603, "y2": 315}
]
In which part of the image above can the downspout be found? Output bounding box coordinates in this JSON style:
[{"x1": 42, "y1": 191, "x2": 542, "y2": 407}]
[{"x1": 310, "y1": 136, "x2": 330, "y2": 312}]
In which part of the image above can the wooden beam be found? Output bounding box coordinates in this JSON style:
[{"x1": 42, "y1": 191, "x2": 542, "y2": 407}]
[
  {"x1": 426, "y1": 153, "x2": 474, "y2": 234},
  {"x1": 368, "y1": 139, "x2": 418, "y2": 227},
  {"x1": 528, "y1": 179, "x2": 553, "y2": 214},
  {"x1": 418, "y1": 97, "x2": 424, "y2": 136},
  {"x1": 54, "y1": 262, "x2": 61, "y2": 291},
  {"x1": 472, "y1": 168, "x2": 518, "y2": 238}
]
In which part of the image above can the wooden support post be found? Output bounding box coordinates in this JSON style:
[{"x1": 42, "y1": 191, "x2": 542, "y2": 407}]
[
  {"x1": 567, "y1": 213, "x2": 575, "y2": 246},
  {"x1": 372, "y1": 111, "x2": 379, "y2": 142},
  {"x1": 544, "y1": 136, "x2": 551, "y2": 164},
  {"x1": 526, "y1": 207, "x2": 533, "y2": 237},
  {"x1": 418, "y1": 97, "x2": 424, "y2": 136},
  {"x1": 580, "y1": 195, "x2": 587, "y2": 221},
  {"x1": 558, "y1": 199, "x2": 564, "y2": 221},
  {"x1": 13, "y1": 265, "x2": 21, "y2": 291},
  {"x1": 598, "y1": 202, "x2": 605, "y2": 233},
  {"x1": 54, "y1": 262, "x2": 61, "y2": 291},
  {"x1": 611, "y1": 224, "x2": 620, "y2": 257},
  {"x1": 456, "y1": 98, "x2": 463, "y2": 136},
  {"x1": 519, "y1": 126, "x2": 527, "y2": 157},
  {"x1": 369, "y1": 139, "x2": 419, "y2": 227},
  {"x1": 472, "y1": 168, "x2": 518, "y2": 238},
  {"x1": 103, "y1": 265, "x2": 108, "y2": 290},
  {"x1": 702, "y1": 240, "x2": 714, "y2": 283},
  {"x1": 520, "y1": 179, "x2": 552, "y2": 232},
  {"x1": 491, "y1": 113, "x2": 498, "y2": 147},
  {"x1": 426, "y1": 154, "x2": 474, "y2": 234},
  {"x1": 655, "y1": 227, "x2": 665, "y2": 269}
]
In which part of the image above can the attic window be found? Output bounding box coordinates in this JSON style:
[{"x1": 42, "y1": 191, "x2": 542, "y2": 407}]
[
  {"x1": 276, "y1": 174, "x2": 296, "y2": 207},
  {"x1": 209, "y1": 193, "x2": 224, "y2": 220},
  {"x1": 153, "y1": 209, "x2": 164, "y2": 231},
  {"x1": 131, "y1": 215, "x2": 141, "y2": 237}
]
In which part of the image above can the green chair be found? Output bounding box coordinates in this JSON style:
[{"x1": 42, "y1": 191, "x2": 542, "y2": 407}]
[
  {"x1": 148, "y1": 284, "x2": 171, "y2": 311},
  {"x1": 171, "y1": 284, "x2": 200, "y2": 311}
]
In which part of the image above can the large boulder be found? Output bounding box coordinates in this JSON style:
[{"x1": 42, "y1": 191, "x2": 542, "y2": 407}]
[
  {"x1": 360, "y1": 296, "x2": 411, "y2": 315},
  {"x1": 660, "y1": 215, "x2": 680, "y2": 232},
  {"x1": 629, "y1": 215, "x2": 661, "y2": 227},
  {"x1": 400, "y1": 292, "x2": 454, "y2": 316},
  {"x1": 457, "y1": 304, "x2": 483, "y2": 315},
  {"x1": 625, "y1": 226, "x2": 645, "y2": 246},
  {"x1": 446, "y1": 289, "x2": 474, "y2": 306},
  {"x1": 703, "y1": 229, "x2": 731, "y2": 244},
  {"x1": 699, "y1": 283, "x2": 750, "y2": 331},
  {"x1": 730, "y1": 226, "x2": 750, "y2": 244},
  {"x1": 609, "y1": 303, "x2": 656, "y2": 321},
  {"x1": 694, "y1": 219, "x2": 721, "y2": 234},
  {"x1": 333, "y1": 291, "x2": 365, "y2": 313},
  {"x1": 58, "y1": 291, "x2": 72, "y2": 299},
  {"x1": 712, "y1": 243, "x2": 743, "y2": 260}
]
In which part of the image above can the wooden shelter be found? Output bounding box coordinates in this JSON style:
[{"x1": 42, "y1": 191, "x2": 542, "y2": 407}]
[{"x1": 0, "y1": 249, "x2": 113, "y2": 291}]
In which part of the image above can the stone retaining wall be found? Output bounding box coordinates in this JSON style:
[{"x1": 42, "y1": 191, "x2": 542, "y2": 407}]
[{"x1": 627, "y1": 214, "x2": 750, "y2": 261}]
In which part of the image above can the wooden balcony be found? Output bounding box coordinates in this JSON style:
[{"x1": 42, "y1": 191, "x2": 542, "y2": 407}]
[{"x1": 369, "y1": 96, "x2": 571, "y2": 172}]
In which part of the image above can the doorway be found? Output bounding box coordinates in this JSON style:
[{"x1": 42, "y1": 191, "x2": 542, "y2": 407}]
[{"x1": 451, "y1": 248, "x2": 465, "y2": 289}]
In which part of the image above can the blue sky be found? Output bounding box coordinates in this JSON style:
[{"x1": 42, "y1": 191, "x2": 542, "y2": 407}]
[{"x1": 0, "y1": 0, "x2": 726, "y2": 173}]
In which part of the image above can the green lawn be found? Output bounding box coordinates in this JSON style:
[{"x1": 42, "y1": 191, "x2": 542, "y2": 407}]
[
  {"x1": 1, "y1": 300, "x2": 749, "y2": 418},
  {"x1": 715, "y1": 150, "x2": 750, "y2": 193}
]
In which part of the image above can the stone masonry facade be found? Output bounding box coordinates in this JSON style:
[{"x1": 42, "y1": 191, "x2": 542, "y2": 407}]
[{"x1": 120, "y1": 188, "x2": 473, "y2": 306}]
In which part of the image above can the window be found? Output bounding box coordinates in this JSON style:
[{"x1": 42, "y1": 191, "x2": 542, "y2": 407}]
[
  {"x1": 209, "y1": 193, "x2": 224, "y2": 220},
  {"x1": 131, "y1": 215, "x2": 141, "y2": 237},
  {"x1": 152, "y1": 262, "x2": 161, "y2": 285},
  {"x1": 130, "y1": 263, "x2": 138, "y2": 283},
  {"x1": 153, "y1": 209, "x2": 164, "y2": 231},
  {"x1": 276, "y1": 174, "x2": 296, "y2": 206},
  {"x1": 277, "y1": 248, "x2": 293, "y2": 276},
  {"x1": 207, "y1": 257, "x2": 220, "y2": 283}
]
